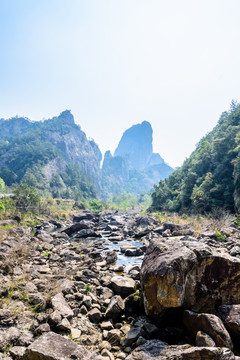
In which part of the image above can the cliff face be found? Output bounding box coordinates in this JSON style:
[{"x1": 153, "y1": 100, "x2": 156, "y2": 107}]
[
  {"x1": 0, "y1": 111, "x2": 102, "y2": 197},
  {"x1": 114, "y1": 121, "x2": 153, "y2": 170},
  {"x1": 37, "y1": 111, "x2": 102, "y2": 187},
  {"x1": 101, "y1": 121, "x2": 173, "y2": 197}
]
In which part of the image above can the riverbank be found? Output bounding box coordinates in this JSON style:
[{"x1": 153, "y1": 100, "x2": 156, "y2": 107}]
[{"x1": 0, "y1": 211, "x2": 240, "y2": 359}]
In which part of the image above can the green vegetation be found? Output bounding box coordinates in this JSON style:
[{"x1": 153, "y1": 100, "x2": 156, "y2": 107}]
[
  {"x1": 0, "y1": 177, "x2": 5, "y2": 192},
  {"x1": 42, "y1": 249, "x2": 52, "y2": 257},
  {"x1": 215, "y1": 230, "x2": 227, "y2": 242},
  {"x1": 233, "y1": 214, "x2": 240, "y2": 229},
  {"x1": 84, "y1": 284, "x2": 92, "y2": 293},
  {"x1": 14, "y1": 184, "x2": 41, "y2": 213},
  {"x1": 20, "y1": 291, "x2": 28, "y2": 301},
  {"x1": 0, "y1": 224, "x2": 15, "y2": 231},
  {"x1": 0, "y1": 112, "x2": 99, "y2": 201},
  {"x1": 151, "y1": 101, "x2": 240, "y2": 214},
  {"x1": 105, "y1": 192, "x2": 151, "y2": 211}
]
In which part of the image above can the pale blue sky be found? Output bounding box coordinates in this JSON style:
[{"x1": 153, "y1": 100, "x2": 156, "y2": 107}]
[{"x1": 0, "y1": 0, "x2": 240, "y2": 167}]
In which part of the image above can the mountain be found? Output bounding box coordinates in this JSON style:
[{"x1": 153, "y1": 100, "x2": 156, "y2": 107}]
[
  {"x1": 0, "y1": 113, "x2": 173, "y2": 199},
  {"x1": 101, "y1": 121, "x2": 173, "y2": 197},
  {"x1": 114, "y1": 120, "x2": 153, "y2": 170},
  {"x1": 0, "y1": 111, "x2": 102, "y2": 199},
  {"x1": 151, "y1": 103, "x2": 240, "y2": 213}
]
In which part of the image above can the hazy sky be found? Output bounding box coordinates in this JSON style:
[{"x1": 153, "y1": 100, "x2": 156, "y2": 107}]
[{"x1": 0, "y1": 0, "x2": 240, "y2": 167}]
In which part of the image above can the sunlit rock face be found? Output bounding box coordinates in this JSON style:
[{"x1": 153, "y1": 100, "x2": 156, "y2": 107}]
[{"x1": 141, "y1": 237, "x2": 240, "y2": 318}]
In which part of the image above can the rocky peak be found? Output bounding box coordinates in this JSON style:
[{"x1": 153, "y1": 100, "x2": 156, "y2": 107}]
[
  {"x1": 101, "y1": 120, "x2": 173, "y2": 196},
  {"x1": 114, "y1": 120, "x2": 153, "y2": 170},
  {"x1": 57, "y1": 110, "x2": 75, "y2": 125}
]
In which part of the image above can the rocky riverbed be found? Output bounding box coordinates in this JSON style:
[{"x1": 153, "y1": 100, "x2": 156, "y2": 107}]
[{"x1": 0, "y1": 211, "x2": 240, "y2": 359}]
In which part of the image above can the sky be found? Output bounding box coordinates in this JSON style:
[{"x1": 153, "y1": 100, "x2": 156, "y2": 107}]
[{"x1": 0, "y1": 0, "x2": 240, "y2": 167}]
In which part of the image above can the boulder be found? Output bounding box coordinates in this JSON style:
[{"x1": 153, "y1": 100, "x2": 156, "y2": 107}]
[
  {"x1": 73, "y1": 229, "x2": 101, "y2": 238},
  {"x1": 88, "y1": 308, "x2": 102, "y2": 323},
  {"x1": 73, "y1": 213, "x2": 99, "y2": 222},
  {"x1": 125, "y1": 248, "x2": 144, "y2": 257},
  {"x1": 183, "y1": 310, "x2": 233, "y2": 349},
  {"x1": 63, "y1": 221, "x2": 92, "y2": 236},
  {"x1": 0, "y1": 309, "x2": 15, "y2": 326},
  {"x1": 126, "y1": 341, "x2": 235, "y2": 360},
  {"x1": 105, "y1": 251, "x2": 117, "y2": 265},
  {"x1": 22, "y1": 332, "x2": 100, "y2": 360},
  {"x1": 111, "y1": 275, "x2": 135, "y2": 298},
  {"x1": 202, "y1": 230, "x2": 216, "y2": 238},
  {"x1": 141, "y1": 238, "x2": 240, "y2": 316},
  {"x1": 218, "y1": 304, "x2": 240, "y2": 339},
  {"x1": 125, "y1": 339, "x2": 168, "y2": 359},
  {"x1": 135, "y1": 216, "x2": 157, "y2": 227},
  {"x1": 51, "y1": 292, "x2": 74, "y2": 319},
  {"x1": 105, "y1": 295, "x2": 125, "y2": 320},
  {"x1": 135, "y1": 229, "x2": 150, "y2": 238},
  {"x1": 121, "y1": 326, "x2": 146, "y2": 347}
]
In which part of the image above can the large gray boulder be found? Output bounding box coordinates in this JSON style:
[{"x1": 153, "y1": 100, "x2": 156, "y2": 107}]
[
  {"x1": 126, "y1": 342, "x2": 236, "y2": 360},
  {"x1": 141, "y1": 238, "x2": 240, "y2": 317},
  {"x1": 22, "y1": 332, "x2": 100, "y2": 360}
]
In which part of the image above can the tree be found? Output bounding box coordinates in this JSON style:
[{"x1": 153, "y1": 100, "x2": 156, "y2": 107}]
[
  {"x1": 14, "y1": 184, "x2": 40, "y2": 213},
  {"x1": 0, "y1": 177, "x2": 5, "y2": 192}
]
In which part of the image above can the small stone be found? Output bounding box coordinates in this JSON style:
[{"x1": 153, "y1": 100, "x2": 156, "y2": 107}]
[
  {"x1": 121, "y1": 327, "x2": 145, "y2": 347},
  {"x1": 99, "y1": 341, "x2": 111, "y2": 351},
  {"x1": 101, "y1": 349, "x2": 115, "y2": 360},
  {"x1": 105, "y1": 295, "x2": 125, "y2": 321},
  {"x1": 80, "y1": 305, "x2": 88, "y2": 315},
  {"x1": 35, "y1": 323, "x2": 50, "y2": 334},
  {"x1": 101, "y1": 321, "x2": 114, "y2": 330},
  {"x1": 82, "y1": 295, "x2": 92, "y2": 308},
  {"x1": 88, "y1": 308, "x2": 102, "y2": 323},
  {"x1": 135, "y1": 336, "x2": 147, "y2": 347},
  {"x1": 117, "y1": 352, "x2": 126, "y2": 359},
  {"x1": 107, "y1": 329, "x2": 121, "y2": 346},
  {"x1": 196, "y1": 330, "x2": 216, "y2": 347},
  {"x1": 71, "y1": 328, "x2": 81, "y2": 340},
  {"x1": 49, "y1": 310, "x2": 62, "y2": 326},
  {"x1": 56, "y1": 318, "x2": 71, "y2": 331},
  {"x1": 102, "y1": 287, "x2": 114, "y2": 300},
  {"x1": 9, "y1": 346, "x2": 26, "y2": 358}
]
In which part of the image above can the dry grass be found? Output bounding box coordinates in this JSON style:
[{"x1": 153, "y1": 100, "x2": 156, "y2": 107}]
[{"x1": 153, "y1": 210, "x2": 234, "y2": 236}]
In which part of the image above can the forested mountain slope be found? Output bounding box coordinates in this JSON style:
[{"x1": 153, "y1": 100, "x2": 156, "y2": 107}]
[
  {"x1": 0, "y1": 111, "x2": 102, "y2": 199},
  {"x1": 151, "y1": 103, "x2": 240, "y2": 213}
]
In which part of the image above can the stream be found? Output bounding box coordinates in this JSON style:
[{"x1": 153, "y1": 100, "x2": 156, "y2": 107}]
[{"x1": 103, "y1": 237, "x2": 144, "y2": 270}]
